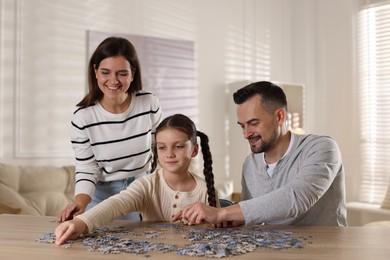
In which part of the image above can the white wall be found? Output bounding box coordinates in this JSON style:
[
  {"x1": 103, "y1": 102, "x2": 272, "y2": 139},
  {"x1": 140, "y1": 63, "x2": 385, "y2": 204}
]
[
  {"x1": 290, "y1": 0, "x2": 358, "y2": 202},
  {"x1": 0, "y1": 0, "x2": 359, "y2": 201}
]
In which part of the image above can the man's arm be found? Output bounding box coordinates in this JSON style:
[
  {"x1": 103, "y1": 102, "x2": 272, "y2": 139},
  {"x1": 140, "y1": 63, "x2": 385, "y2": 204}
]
[{"x1": 240, "y1": 136, "x2": 343, "y2": 225}]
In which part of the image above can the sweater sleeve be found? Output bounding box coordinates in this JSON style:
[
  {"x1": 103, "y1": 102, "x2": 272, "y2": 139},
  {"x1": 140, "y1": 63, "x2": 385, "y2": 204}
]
[
  {"x1": 75, "y1": 176, "x2": 149, "y2": 233},
  {"x1": 150, "y1": 94, "x2": 162, "y2": 147},
  {"x1": 239, "y1": 135, "x2": 343, "y2": 225},
  {"x1": 70, "y1": 110, "x2": 100, "y2": 198}
]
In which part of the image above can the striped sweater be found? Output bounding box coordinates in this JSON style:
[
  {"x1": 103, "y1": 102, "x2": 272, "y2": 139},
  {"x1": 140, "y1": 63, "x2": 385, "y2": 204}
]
[{"x1": 70, "y1": 91, "x2": 162, "y2": 198}]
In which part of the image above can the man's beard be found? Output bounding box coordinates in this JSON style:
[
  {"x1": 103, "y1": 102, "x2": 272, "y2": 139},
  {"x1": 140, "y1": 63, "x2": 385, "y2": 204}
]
[
  {"x1": 250, "y1": 139, "x2": 272, "y2": 154},
  {"x1": 249, "y1": 132, "x2": 277, "y2": 154}
]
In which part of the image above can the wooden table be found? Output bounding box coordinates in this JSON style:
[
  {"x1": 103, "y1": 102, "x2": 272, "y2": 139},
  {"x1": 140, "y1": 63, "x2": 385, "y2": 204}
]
[{"x1": 0, "y1": 214, "x2": 389, "y2": 260}]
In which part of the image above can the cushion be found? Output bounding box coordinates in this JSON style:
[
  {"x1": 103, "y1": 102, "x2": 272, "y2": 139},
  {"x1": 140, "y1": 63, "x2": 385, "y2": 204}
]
[
  {"x1": 0, "y1": 163, "x2": 75, "y2": 216},
  {"x1": 380, "y1": 180, "x2": 390, "y2": 209},
  {"x1": 0, "y1": 199, "x2": 21, "y2": 214}
]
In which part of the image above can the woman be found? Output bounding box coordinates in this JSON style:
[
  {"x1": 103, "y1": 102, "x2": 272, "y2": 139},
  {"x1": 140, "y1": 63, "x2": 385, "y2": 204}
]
[{"x1": 57, "y1": 37, "x2": 162, "y2": 222}]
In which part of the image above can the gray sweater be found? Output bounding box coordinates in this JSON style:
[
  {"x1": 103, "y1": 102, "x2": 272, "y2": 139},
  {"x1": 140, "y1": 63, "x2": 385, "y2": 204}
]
[{"x1": 238, "y1": 133, "x2": 347, "y2": 226}]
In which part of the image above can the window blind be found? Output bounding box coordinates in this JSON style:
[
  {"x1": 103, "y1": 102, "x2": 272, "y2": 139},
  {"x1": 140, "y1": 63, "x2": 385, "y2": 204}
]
[{"x1": 357, "y1": 0, "x2": 390, "y2": 203}]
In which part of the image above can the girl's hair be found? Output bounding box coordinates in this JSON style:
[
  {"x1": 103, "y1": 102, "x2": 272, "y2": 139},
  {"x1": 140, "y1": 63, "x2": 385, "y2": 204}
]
[
  {"x1": 77, "y1": 36, "x2": 143, "y2": 107},
  {"x1": 151, "y1": 114, "x2": 217, "y2": 207}
]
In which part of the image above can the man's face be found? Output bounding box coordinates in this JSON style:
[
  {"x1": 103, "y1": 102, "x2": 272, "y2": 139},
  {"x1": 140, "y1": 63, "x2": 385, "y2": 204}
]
[{"x1": 236, "y1": 95, "x2": 281, "y2": 154}]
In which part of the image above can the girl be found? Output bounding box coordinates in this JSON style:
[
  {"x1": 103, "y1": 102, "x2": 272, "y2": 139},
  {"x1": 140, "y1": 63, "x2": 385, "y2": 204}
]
[
  {"x1": 55, "y1": 114, "x2": 218, "y2": 245},
  {"x1": 57, "y1": 37, "x2": 162, "y2": 222}
]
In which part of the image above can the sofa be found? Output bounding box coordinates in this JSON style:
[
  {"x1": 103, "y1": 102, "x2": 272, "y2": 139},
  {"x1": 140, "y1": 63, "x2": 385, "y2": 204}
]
[
  {"x1": 347, "y1": 178, "x2": 390, "y2": 226},
  {"x1": 0, "y1": 163, "x2": 75, "y2": 216}
]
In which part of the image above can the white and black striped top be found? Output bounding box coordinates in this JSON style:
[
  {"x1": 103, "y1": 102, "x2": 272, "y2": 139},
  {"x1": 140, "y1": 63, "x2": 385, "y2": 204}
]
[{"x1": 70, "y1": 91, "x2": 162, "y2": 198}]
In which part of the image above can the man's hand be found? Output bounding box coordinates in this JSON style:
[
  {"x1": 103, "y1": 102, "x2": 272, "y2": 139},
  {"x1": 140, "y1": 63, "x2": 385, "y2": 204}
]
[
  {"x1": 172, "y1": 202, "x2": 245, "y2": 227},
  {"x1": 171, "y1": 202, "x2": 223, "y2": 226}
]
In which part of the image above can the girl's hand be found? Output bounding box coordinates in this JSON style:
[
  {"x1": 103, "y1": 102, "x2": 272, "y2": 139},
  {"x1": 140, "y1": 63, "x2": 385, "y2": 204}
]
[
  {"x1": 172, "y1": 202, "x2": 245, "y2": 228},
  {"x1": 55, "y1": 218, "x2": 87, "y2": 245},
  {"x1": 172, "y1": 202, "x2": 221, "y2": 225}
]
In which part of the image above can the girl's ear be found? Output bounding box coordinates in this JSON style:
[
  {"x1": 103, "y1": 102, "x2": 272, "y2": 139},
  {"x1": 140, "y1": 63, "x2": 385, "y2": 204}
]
[{"x1": 191, "y1": 144, "x2": 199, "y2": 157}]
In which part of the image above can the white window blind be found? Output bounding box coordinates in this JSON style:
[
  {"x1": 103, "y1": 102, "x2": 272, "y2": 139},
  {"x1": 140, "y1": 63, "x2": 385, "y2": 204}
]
[{"x1": 357, "y1": 0, "x2": 390, "y2": 203}]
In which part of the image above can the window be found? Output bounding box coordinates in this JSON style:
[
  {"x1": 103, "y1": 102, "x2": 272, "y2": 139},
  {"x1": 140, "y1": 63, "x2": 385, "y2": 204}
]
[{"x1": 357, "y1": 0, "x2": 390, "y2": 204}]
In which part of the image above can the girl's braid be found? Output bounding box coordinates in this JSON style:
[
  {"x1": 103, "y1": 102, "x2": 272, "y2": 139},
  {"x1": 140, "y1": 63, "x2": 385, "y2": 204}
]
[{"x1": 197, "y1": 130, "x2": 217, "y2": 207}]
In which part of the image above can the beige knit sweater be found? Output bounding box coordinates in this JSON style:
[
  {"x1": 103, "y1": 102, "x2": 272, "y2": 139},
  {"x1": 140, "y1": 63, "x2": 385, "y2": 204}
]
[{"x1": 76, "y1": 168, "x2": 212, "y2": 233}]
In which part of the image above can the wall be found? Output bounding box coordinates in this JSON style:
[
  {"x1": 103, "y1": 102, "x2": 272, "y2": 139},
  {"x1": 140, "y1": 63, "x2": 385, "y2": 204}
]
[
  {"x1": 290, "y1": 0, "x2": 358, "y2": 201},
  {"x1": 0, "y1": 0, "x2": 359, "y2": 201}
]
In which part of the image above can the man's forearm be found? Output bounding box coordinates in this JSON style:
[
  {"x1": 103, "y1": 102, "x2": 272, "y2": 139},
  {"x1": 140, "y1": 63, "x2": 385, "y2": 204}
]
[{"x1": 220, "y1": 203, "x2": 245, "y2": 222}]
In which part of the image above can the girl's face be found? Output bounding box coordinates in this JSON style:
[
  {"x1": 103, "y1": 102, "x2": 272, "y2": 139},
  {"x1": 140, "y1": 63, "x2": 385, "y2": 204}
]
[
  {"x1": 94, "y1": 55, "x2": 133, "y2": 104},
  {"x1": 156, "y1": 128, "x2": 198, "y2": 175}
]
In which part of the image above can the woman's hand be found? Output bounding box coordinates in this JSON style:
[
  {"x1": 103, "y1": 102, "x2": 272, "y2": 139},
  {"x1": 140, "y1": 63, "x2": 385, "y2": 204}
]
[
  {"x1": 56, "y1": 203, "x2": 85, "y2": 222},
  {"x1": 57, "y1": 194, "x2": 91, "y2": 222}
]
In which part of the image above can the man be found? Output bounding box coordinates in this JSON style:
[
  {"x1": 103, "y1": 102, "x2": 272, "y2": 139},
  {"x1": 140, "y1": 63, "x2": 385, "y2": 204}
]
[{"x1": 172, "y1": 81, "x2": 347, "y2": 226}]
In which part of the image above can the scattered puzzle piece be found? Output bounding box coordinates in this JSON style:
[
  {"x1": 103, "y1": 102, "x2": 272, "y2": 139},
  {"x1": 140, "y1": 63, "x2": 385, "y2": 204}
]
[{"x1": 37, "y1": 224, "x2": 310, "y2": 258}]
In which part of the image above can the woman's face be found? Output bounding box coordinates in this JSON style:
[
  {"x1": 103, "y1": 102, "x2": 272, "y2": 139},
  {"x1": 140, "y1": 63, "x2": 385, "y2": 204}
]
[{"x1": 94, "y1": 55, "x2": 133, "y2": 103}]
